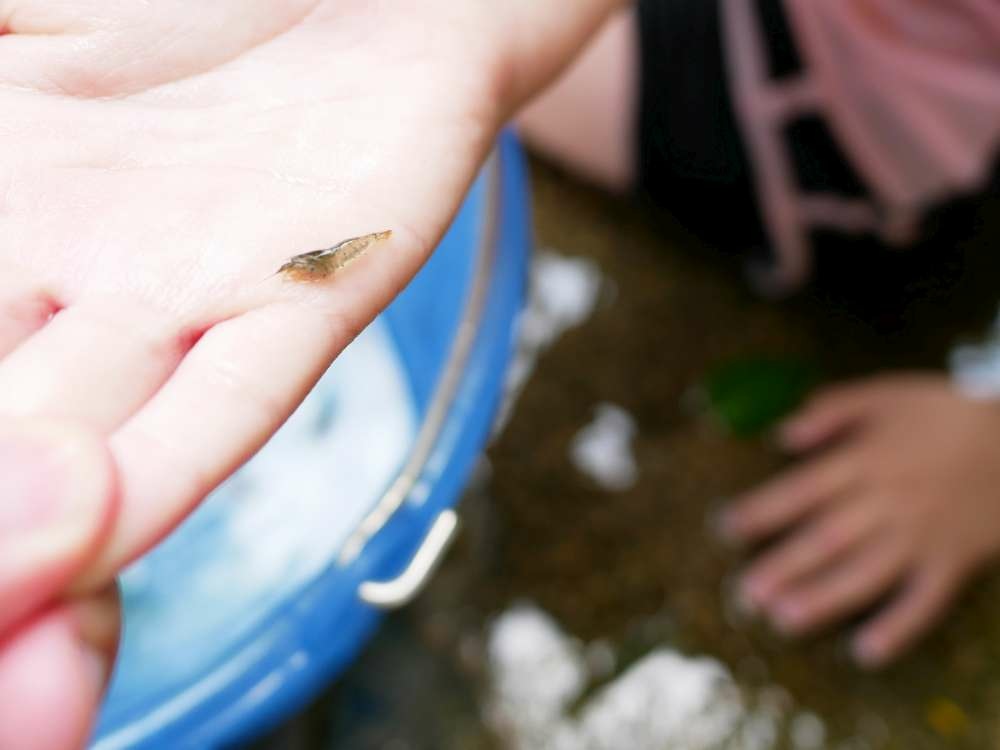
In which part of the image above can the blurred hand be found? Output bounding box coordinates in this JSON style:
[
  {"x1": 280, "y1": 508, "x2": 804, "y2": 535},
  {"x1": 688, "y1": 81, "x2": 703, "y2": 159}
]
[
  {"x1": 721, "y1": 375, "x2": 1000, "y2": 668},
  {"x1": 0, "y1": 421, "x2": 120, "y2": 750}
]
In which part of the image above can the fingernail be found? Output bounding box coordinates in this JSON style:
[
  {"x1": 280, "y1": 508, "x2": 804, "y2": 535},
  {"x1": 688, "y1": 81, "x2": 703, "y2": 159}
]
[
  {"x1": 852, "y1": 635, "x2": 885, "y2": 669},
  {"x1": 0, "y1": 423, "x2": 110, "y2": 584},
  {"x1": 777, "y1": 419, "x2": 806, "y2": 450},
  {"x1": 773, "y1": 600, "x2": 806, "y2": 634},
  {"x1": 0, "y1": 435, "x2": 66, "y2": 535},
  {"x1": 713, "y1": 507, "x2": 741, "y2": 545},
  {"x1": 735, "y1": 580, "x2": 761, "y2": 617},
  {"x1": 722, "y1": 574, "x2": 757, "y2": 625},
  {"x1": 740, "y1": 574, "x2": 772, "y2": 611}
]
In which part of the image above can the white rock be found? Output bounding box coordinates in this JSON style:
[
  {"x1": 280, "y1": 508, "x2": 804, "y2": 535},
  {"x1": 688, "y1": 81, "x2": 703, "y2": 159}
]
[
  {"x1": 951, "y1": 306, "x2": 1000, "y2": 398},
  {"x1": 790, "y1": 711, "x2": 827, "y2": 750},
  {"x1": 486, "y1": 605, "x2": 588, "y2": 749},
  {"x1": 496, "y1": 250, "x2": 603, "y2": 431},
  {"x1": 569, "y1": 403, "x2": 639, "y2": 491},
  {"x1": 484, "y1": 604, "x2": 751, "y2": 750},
  {"x1": 575, "y1": 650, "x2": 743, "y2": 750}
]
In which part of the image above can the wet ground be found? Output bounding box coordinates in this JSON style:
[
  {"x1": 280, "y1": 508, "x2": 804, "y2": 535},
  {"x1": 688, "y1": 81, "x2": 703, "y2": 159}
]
[{"x1": 256, "y1": 158, "x2": 1000, "y2": 750}]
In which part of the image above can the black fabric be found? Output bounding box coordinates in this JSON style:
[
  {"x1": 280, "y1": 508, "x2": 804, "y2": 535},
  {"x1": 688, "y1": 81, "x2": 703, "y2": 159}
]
[
  {"x1": 757, "y1": 0, "x2": 803, "y2": 79},
  {"x1": 636, "y1": 0, "x2": 766, "y2": 249},
  {"x1": 637, "y1": 0, "x2": 871, "y2": 264},
  {"x1": 636, "y1": 0, "x2": 998, "y2": 296},
  {"x1": 785, "y1": 116, "x2": 871, "y2": 197}
]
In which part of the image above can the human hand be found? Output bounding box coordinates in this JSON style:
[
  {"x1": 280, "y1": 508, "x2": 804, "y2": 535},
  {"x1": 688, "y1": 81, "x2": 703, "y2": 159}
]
[
  {"x1": 0, "y1": 0, "x2": 623, "y2": 586},
  {"x1": 720, "y1": 375, "x2": 1000, "y2": 668},
  {"x1": 0, "y1": 421, "x2": 120, "y2": 750}
]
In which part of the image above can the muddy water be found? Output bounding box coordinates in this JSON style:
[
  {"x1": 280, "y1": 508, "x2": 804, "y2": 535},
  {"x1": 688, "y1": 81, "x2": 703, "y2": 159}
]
[{"x1": 256, "y1": 160, "x2": 1000, "y2": 750}]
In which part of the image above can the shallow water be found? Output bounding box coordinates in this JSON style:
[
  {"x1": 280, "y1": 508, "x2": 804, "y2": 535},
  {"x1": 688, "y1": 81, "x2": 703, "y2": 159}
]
[{"x1": 106, "y1": 319, "x2": 416, "y2": 703}]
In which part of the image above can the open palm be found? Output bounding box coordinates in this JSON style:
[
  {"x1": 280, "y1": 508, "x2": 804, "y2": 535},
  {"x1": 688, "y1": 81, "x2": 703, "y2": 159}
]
[{"x1": 0, "y1": 0, "x2": 511, "y2": 577}]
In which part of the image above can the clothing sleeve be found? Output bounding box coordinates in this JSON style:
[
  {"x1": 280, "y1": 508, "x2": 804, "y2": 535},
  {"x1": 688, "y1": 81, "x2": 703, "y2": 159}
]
[{"x1": 722, "y1": 0, "x2": 1000, "y2": 293}]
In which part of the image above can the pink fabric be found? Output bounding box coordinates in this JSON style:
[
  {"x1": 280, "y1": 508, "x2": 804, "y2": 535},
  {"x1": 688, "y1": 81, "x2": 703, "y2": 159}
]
[
  {"x1": 722, "y1": 0, "x2": 1000, "y2": 294},
  {"x1": 787, "y1": 0, "x2": 1000, "y2": 207}
]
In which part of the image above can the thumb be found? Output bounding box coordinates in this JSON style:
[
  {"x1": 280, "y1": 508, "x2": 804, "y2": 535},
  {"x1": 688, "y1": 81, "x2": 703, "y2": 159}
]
[{"x1": 0, "y1": 420, "x2": 117, "y2": 636}]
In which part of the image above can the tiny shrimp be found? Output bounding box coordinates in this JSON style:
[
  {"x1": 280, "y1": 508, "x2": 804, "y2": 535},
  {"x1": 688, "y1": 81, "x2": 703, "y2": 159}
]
[{"x1": 273, "y1": 230, "x2": 392, "y2": 282}]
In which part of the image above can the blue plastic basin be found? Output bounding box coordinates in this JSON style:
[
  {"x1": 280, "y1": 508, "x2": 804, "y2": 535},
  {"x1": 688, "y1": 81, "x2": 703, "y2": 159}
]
[{"x1": 91, "y1": 132, "x2": 530, "y2": 749}]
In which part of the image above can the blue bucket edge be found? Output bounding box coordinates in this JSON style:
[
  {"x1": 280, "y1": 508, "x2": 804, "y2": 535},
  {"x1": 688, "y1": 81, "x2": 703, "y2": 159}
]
[{"x1": 91, "y1": 131, "x2": 532, "y2": 749}]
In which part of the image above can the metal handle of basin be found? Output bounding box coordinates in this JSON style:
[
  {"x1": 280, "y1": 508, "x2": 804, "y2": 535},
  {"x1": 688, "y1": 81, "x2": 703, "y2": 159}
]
[{"x1": 358, "y1": 510, "x2": 460, "y2": 610}]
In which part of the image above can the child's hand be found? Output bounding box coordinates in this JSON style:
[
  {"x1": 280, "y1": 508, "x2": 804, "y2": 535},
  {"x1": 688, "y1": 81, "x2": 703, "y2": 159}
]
[{"x1": 721, "y1": 375, "x2": 1000, "y2": 668}]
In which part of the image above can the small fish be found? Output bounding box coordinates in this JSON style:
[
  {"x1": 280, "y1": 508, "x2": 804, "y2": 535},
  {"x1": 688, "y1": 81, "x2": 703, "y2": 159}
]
[{"x1": 274, "y1": 230, "x2": 392, "y2": 282}]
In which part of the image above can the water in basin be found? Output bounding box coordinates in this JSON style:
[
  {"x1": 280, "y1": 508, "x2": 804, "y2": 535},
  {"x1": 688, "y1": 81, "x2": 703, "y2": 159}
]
[{"x1": 106, "y1": 318, "x2": 417, "y2": 699}]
